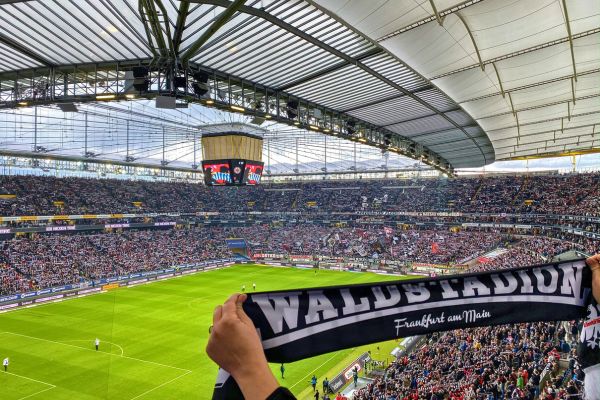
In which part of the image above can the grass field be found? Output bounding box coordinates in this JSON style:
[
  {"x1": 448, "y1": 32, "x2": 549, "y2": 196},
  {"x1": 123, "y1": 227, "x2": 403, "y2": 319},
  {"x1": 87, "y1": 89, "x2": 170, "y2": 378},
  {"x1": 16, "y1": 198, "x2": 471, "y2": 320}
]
[{"x1": 0, "y1": 264, "x2": 415, "y2": 399}]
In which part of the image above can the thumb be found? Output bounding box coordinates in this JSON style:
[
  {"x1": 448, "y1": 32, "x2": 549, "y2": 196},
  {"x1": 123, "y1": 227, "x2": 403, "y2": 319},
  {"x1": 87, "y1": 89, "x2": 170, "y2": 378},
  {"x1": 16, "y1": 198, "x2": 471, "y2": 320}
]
[
  {"x1": 587, "y1": 254, "x2": 600, "y2": 269},
  {"x1": 236, "y1": 293, "x2": 255, "y2": 325}
]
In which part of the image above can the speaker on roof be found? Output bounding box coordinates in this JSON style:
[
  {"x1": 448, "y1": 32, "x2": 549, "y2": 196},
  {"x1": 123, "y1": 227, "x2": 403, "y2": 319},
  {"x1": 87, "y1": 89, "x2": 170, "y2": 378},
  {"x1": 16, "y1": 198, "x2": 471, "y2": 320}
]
[
  {"x1": 286, "y1": 100, "x2": 298, "y2": 119},
  {"x1": 192, "y1": 71, "x2": 210, "y2": 97},
  {"x1": 124, "y1": 68, "x2": 150, "y2": 93},
  {"x1": 194, "y1": 71, "x2": 209, "y2": 83},
  {"x1": 384, "y1": 133, "x2": 391, "y2": 147},
  {"x1": 57, "y1": 103, "x2": 78, "y2": 112},
  {"x1": 347, "y1": 120, "x2": 355, "y2": 135},
  {"x1": 174, "y1": 76, "x2": 187, "y2": 89},
  {"x1": 132, "y1": 67, "x2": 149, "y2": 78}
]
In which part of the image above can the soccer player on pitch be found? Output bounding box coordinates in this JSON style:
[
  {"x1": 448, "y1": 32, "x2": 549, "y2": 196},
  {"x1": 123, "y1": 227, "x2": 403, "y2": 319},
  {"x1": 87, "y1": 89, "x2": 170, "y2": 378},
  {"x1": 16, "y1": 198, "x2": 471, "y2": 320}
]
[
  {"x1": 3, "y1": 357, "x2": 8, "y2": 372},
  {"x1": 95, "y1": 338, "x2": 100, "y2": 351}
]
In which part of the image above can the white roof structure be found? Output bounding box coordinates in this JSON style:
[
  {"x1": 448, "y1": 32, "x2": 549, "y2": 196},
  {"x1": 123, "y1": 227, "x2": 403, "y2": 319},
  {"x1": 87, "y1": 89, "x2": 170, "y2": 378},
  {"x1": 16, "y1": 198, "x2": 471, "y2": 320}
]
[
  {"x1": 314, "y1": 0, "x2": 600, "y2": 161},
  {"x1": 0, "y1": 0, "x2": 597, "y2": 175}
]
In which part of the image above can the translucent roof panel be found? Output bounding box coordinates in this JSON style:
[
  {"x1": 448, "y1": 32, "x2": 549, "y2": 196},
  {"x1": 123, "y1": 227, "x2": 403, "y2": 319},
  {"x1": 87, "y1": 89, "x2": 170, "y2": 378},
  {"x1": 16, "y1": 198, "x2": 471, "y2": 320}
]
[
  {"x1": 314, "y1": 0, "x2": 600, "y2": 161},
  {"x1": 0, "y1": 100, "x2": 427, "y2": 174}
]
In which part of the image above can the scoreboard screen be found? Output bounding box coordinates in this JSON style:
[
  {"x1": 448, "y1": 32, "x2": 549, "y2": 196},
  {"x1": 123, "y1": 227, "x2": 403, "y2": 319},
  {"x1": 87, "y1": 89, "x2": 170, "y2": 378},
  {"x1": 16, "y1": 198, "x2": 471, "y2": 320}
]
[
  {"x1": 202, "y1": 160, "x2": 264, "y2": 186},
  {"x1": 202, "y1": 161, "x2": 231, "y2": 186},
  {"x1": 244, "y1": 161, "x2": 264, "y2": 185}
]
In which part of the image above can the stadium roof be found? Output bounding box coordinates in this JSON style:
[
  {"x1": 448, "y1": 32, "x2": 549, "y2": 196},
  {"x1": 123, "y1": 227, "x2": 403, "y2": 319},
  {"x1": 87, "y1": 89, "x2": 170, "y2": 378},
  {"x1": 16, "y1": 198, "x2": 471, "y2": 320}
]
[
  {"x1": 0, "y1": 0, "x2": 597, "y2": 174},
  {"x1": 315, "y1": 0, "x2": 600, "y2": 160}
]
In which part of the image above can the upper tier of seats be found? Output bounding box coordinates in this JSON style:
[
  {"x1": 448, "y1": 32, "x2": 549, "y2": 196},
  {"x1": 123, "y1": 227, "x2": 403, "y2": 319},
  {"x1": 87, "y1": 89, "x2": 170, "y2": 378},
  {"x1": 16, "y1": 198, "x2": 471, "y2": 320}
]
[{"x1": 1, "y1": 173, "x2": 599, "y2": 216}]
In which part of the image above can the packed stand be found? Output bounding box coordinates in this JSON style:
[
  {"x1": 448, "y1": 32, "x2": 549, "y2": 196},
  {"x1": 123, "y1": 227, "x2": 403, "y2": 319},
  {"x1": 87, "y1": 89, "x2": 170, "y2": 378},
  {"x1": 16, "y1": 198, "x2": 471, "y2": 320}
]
[
  {"x1": 1, "y1": 172, "x2": 599, "y2": 217},
  {"x1": 353, "y1": 236, "x2": 588, "y2": 400},
  {"x1": 0, "y1": 228, "x2": 230, "y2": 295}
]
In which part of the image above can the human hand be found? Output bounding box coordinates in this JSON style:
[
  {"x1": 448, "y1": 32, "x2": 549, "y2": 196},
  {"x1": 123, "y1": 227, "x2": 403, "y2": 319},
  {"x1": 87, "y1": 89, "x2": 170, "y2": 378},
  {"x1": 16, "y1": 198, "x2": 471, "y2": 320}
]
[
  {"x1": 586, "y1": 254, "x2": 600, "y2": 304},
  {"x1": 206, "y1": 293, "x2": 279, "y2": 400}
]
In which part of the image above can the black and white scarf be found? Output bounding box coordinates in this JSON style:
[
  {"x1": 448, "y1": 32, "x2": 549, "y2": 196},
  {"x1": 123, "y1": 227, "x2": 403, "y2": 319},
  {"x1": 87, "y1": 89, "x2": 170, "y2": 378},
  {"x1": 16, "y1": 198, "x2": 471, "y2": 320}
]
[{"x1": 213, "y1": 259, "x2": 594, "y2": 399}]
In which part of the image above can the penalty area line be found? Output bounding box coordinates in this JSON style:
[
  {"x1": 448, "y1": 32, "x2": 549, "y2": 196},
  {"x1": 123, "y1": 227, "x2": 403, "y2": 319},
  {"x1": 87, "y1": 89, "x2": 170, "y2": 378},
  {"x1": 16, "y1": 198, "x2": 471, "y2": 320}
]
[
  {"x1": 17, "y1": 385, "x2": 56, "y2": 400},
  {"x1": 1, "y1": 332, "x2": 191, "y2": 373},
  {"x1": 2, "y1": 371, "x2": 56, "y2": 400},
  {"x1": 128, "y1": 370, "x2": 192, "y2": 400},
  {"x1": 60, "y1": 339, "x2": 124, "y2": 357},
  {"x1": 288, "y1": 350, "x2": 342, "y2": 390}
]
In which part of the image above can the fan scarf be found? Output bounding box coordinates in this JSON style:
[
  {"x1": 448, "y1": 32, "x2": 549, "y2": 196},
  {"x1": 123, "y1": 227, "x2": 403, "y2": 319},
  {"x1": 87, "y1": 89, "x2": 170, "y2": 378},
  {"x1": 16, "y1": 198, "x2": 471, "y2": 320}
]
[{"x1": 213, "y1": 259, "x2": 595, "y2": 399}]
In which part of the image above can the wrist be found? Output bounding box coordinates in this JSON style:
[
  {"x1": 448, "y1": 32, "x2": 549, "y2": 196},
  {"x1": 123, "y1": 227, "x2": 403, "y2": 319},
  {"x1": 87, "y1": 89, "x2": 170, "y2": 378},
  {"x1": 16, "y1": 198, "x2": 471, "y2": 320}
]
[{"x1": 232, "y1": 360, "x2": 279, "y2": 400}]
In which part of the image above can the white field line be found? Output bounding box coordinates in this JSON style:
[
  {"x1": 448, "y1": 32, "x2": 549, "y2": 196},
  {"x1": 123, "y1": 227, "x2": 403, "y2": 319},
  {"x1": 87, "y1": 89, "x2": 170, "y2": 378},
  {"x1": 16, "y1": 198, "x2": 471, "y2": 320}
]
[
  {"x1": 128, "y1": 370, "x2": 192, "y2": 400},
  {"x1": 17, "y1": 386, "x2": 56, "y2": 400},
  {"x1": 3, "y1": 371, "x2": 56, "y2": 400},
  {"x1": 61, "y1": 339, "x2": 124, "y2": 356},
  {"x1": 1, "y1": 332, "x2": 191, "y2": 373},
  {"x1": 3, "y1": 371, "x2": 56, "y2": 388},
  {"x1": 288, "y1": 350, "x2": 342, "y2": 389}
]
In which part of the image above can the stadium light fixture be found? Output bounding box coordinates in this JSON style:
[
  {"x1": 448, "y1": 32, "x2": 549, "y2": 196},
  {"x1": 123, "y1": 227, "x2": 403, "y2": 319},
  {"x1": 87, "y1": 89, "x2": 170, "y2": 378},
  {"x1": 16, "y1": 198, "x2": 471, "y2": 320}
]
[
  {"x1": 294, "y1": 121, "x2": 300, "y2": 126},
  {"x1": 17, "y1": 101, "x2": 28, "y2": 106},
  {"x1": 323, "y1": 128, "x2": 331, "y2": 133},
  {"x1": 96, "y1": 94, "x2": 116, "y2": 100},
  {"x1": 264, "y1": 114, "x2": 272, "y2": 119},
  {"x1": 125, "y1": 94, "x2": 136, "y2": 99},
  {"x1": 205, "y1": 99, "x2": 214, "y2": 105},
  {"x1": 309, "y1": 125, "x2": 320, "y2": 131},
  {"x1": 230, "y1": 105, "x2": 245, "y2": 112},
  {"x1": 358, "y1": 138, "x2": 367, "y2": 143}
]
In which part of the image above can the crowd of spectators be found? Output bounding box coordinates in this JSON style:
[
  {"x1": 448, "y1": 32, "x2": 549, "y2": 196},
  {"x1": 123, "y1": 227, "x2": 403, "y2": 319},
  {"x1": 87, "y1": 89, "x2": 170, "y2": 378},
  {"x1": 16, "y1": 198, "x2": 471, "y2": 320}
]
[
  {"x1": 352, "y1": 236, "x2": 588, "y2": 400},
  {"x1": 472, "y1": 237, "x2": 584, "y2": 272},
  {"x1": 0, "y1": 228, "x2": 230, "y2": 295},
  {"x1": 239, "y1": 226, "x2": 501, "y2": 263},
  {"x1": 354, "y1": 322, "x2": 583, "y2": 400},
  {"x1": 1, "y1": 172, "x2": 599, "y2": 217},
  {"x1": 0, "y1": 226, "x2": 503, "y2": 295}
]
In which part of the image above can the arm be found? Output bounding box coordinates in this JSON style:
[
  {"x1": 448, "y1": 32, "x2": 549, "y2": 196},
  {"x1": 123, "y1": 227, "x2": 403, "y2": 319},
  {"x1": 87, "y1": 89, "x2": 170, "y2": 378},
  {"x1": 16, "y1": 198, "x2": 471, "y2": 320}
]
[
  {"x1": 586, "y1": 254, "x2": 600, "y2": 303},
  {"x1": 206, "y1": 293, "x2": 288, "y2": 400}
]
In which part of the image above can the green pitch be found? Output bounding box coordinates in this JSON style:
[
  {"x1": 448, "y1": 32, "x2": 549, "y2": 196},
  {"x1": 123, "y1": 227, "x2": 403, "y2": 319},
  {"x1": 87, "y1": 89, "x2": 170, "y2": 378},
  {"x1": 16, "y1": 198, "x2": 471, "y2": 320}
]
[{"x1": 0, "y1": 264, "x2": 414, "y2": 400}]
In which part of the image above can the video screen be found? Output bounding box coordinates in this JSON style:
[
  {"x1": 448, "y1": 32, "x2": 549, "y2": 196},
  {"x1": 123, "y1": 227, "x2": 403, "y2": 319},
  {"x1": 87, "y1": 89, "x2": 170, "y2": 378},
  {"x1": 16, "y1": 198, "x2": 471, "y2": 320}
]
[
  {"x1": 202, "y1": 162, "x2": 231, "y2": 186},
  {"x1": 244, "y1": 162, "x2": 264, "y2": 185}
]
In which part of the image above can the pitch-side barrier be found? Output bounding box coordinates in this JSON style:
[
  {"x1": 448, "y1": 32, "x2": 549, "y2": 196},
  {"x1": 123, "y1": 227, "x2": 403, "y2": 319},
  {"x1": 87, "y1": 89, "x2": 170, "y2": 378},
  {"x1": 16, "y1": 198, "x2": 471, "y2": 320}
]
[{"x1": 0, "y1": 259, "x2": 235, "y2": 312}]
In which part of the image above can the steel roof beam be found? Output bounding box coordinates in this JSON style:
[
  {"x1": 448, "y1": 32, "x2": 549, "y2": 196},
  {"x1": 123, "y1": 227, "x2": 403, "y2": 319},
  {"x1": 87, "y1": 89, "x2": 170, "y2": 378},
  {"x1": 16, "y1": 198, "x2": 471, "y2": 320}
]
[
  {"x1": 139, "y1": 0, "x2": 170, "y2": 59},
  {"x1": 173, "y1": 0, "x2": 191, "y2": 53},
  {"x1": 341, "y1": 86, "x2": 434, "y2": 113},
  {"x1": 377, "y1": 0, "x2": 484, "y2": 42},
  {"x1": 277, "y1": 48, "x2": 383, "y2": 90},
  {"x1": 430, "y1": 28, "x2": 600, "y2": 81},
  {"x1": 382, "y1": 107, "x2": 462, "y2": 127},
  {"x1": 429, "y1": 0, "x2": 444, "y2": 26},
  {"x1": 0, "y1": 61, "x2": 458, "y2": 172},
  {"x1": 181, "y1": 0, "x2": 246, "y2": 64},
  {"x1": 0, "y1": 149, "x2": 202, "y2": 173},
  {"x1": 492, "y1": 123, "x2": 598, "y2": 149},
  {"x1": 485, "y1": 110, "x2": 600, "y2": 135},
  {"x1": 561, "y1": 0, "x2": 577, "y2": 81},
  {"x1": 138, "y1": 1, "x2": 160, "y2": 59},
  {"x1": 402, "y1": 124, "x2": 479, "y2": 140},
  {"x1": 153, "y1": 0, "x2": 175, "y2": 57},
  {"x1": 0, "y1": 32, "x2": 55, "y2": 67},
  {"x1": 460, "y1": 68, "x2": 600, "y2": 104},
  {"x1": 478, "y1": 93, "x2": 600, "y2": 123},
  {"x1": 456, "y1": 12, "x2": 484, "y2": 72}
]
